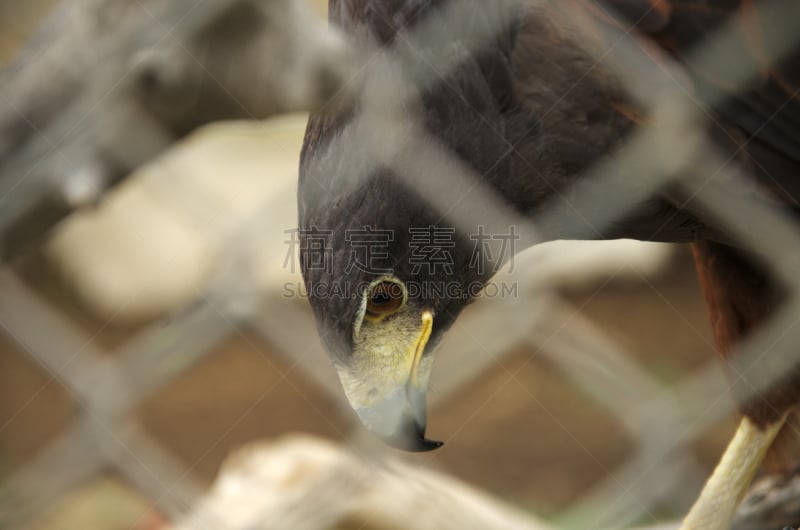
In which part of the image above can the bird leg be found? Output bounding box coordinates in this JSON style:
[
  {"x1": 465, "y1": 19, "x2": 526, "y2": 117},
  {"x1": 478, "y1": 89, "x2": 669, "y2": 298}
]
[{"x1": 680, "y1": 414, "x2": 786, "y2": 530}]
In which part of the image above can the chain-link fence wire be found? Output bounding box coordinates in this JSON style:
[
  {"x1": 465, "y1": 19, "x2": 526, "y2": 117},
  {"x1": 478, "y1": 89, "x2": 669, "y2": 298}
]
[{"x1": 1, "y1": 0, "x2": 800, "y2": 529}]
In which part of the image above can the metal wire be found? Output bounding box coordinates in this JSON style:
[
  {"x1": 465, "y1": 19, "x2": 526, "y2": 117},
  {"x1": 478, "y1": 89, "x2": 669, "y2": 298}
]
[{"x1": 2, "y1": 0, "x2": 800, "y2": 529}]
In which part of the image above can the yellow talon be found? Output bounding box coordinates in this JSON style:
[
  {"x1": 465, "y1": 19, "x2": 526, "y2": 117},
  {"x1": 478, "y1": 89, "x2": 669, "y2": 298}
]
[{"x1": 680, "y1": 414, "x2": 787, "y2": 529}]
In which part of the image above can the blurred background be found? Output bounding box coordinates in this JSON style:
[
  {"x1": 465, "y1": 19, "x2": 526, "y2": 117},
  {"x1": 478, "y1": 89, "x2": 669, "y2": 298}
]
[{"x1": 0, "y1": 1, "x2": 744, "y2": 529}]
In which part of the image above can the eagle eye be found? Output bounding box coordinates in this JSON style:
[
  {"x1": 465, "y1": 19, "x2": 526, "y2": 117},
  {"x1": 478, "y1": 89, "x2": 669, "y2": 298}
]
[{"x1": 366, "y1": 280, "x2": 405, "y2": 317}]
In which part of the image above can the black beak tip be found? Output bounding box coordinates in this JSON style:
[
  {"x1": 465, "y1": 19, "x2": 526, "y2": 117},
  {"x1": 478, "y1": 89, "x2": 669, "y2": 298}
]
[
  {"x1": 420, "y1": 438, "x2": 444, "y2": 451},
  {"x1": 381, "y1": 434, "x2": 444, "y2": 452}
]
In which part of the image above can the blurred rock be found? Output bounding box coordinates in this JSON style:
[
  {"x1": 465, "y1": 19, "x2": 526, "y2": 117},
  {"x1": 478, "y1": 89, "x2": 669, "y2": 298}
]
[
  {"x1": 510, "y1": 239, "x2": 674, "y2": 291},
  {"x1": 43, "y1": 115, "x2": 307, "y2": 324}
]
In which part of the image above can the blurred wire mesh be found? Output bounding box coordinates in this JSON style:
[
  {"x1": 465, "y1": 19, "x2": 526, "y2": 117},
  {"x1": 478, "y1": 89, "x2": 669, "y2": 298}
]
[{"x1": 1, "y1": 0, "x2": 799, "y2": 529}]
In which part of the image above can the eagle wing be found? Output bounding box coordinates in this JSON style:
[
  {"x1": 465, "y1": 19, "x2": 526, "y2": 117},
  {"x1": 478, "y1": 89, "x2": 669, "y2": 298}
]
[{"x1": 594, "y1": 0, "x2": 800, "y2": 200}]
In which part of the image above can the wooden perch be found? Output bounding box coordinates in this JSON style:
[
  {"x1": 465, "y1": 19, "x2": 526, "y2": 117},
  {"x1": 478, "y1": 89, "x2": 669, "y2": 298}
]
[
  {"x1": 169, "y1": 435, "x2": 800, "y2": 530},
  {"x1": 0, "y1": 0, "x2": 352, "y2": 261},
  {"x1": 171, "y1": 435, "x2": 553, "y2": 530}
]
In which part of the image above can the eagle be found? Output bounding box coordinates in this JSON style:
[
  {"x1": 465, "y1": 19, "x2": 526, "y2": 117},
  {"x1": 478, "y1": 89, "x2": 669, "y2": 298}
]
[{"x1": 297, "y1": 1, "x2": 800, "y2": 527}]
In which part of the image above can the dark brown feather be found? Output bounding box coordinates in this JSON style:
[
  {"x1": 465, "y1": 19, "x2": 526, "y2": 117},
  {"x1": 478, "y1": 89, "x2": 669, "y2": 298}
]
[
  {"x1": 610, "y1": 0, "x2": 800, "y2": 465},
  {"x1": 611, "y1": 0, "x2": 800, "y2": 165}
]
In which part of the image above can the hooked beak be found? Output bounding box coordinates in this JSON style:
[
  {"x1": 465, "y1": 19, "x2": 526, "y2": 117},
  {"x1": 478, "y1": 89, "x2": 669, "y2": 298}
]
[
  {"x1": 341, "y1": 310, "x2": 443, "y2": 452},
  {"x1": 354, "y1": 378, "x2": 443, "y2": 452}
]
